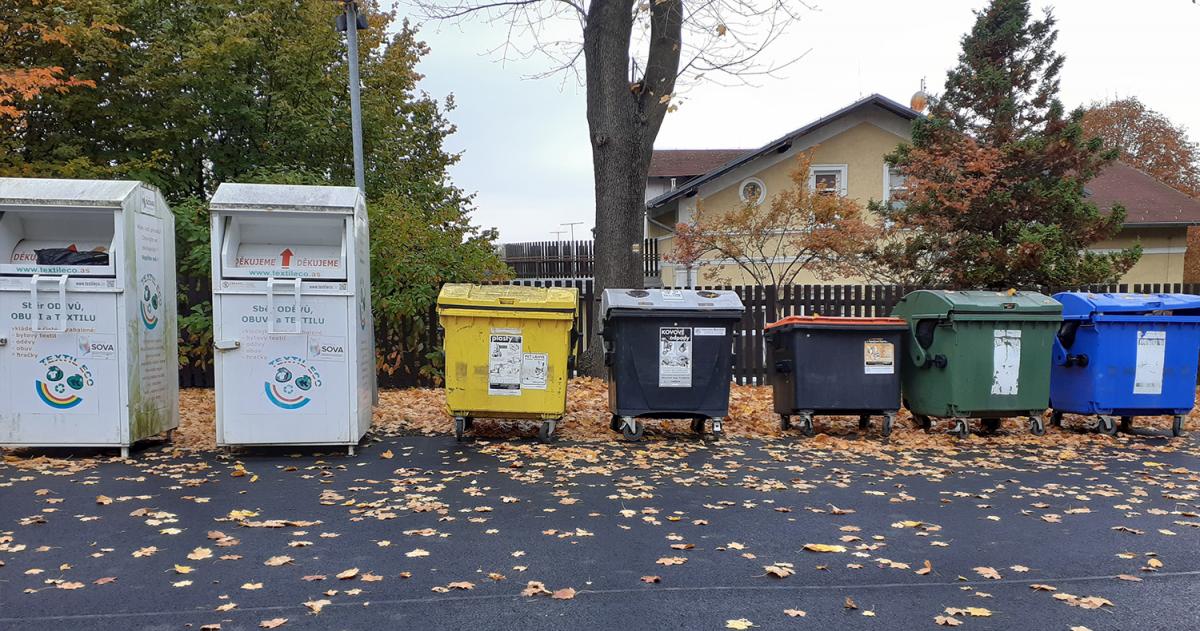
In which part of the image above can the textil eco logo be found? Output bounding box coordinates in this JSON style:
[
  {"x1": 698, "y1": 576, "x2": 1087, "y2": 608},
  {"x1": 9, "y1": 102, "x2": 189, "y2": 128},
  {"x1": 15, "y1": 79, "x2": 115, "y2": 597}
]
[
  {"x1": 139, "y1": 273, "x2": 161, "y2": 330},
  {"x1": 35, "y1": 354, "x2": 94, "y2": 410},
  {"x1": 264, "y1": 356, "x2": 322, "y2": 410}
]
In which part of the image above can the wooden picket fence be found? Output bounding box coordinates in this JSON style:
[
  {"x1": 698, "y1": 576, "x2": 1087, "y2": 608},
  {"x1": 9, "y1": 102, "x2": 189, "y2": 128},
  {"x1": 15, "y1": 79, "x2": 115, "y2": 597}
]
[
  {"x1": 178, "y1": 281, "x2": 1200, "y2": 388},
  {"x1": 500, "y1": 239, "x2": 659, "y2": 279}
]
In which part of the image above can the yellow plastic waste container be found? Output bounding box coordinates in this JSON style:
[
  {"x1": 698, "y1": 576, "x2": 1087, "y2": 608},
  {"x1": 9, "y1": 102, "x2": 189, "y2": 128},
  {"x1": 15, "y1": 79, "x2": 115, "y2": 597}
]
[{"x1": 437, "y1": 284, "x2": 577, "y2": 443}]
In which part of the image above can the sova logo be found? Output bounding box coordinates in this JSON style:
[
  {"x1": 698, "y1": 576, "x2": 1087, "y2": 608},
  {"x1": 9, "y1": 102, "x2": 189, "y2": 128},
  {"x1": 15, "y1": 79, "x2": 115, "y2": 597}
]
[
  {"x1": 139, "y1": 273, "x2": 161, "y2": 330},
  {"x1": 35, "y1": 354, "x2": 94, "y2": 410},
  {"x1": 264, "y1": 356, "x2": 322, "y2": 410}
]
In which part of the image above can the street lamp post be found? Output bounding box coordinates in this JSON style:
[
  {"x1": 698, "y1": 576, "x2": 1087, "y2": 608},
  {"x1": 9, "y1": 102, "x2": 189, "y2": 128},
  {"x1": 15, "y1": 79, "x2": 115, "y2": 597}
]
[{"x1": 336, "y1": 1, "x2": 368, "y2": 193}]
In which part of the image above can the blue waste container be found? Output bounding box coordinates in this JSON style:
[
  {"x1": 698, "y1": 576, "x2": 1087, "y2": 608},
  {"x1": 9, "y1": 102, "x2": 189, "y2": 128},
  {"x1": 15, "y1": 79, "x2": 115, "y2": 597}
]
[{"x1": 1049, "y1": 292, "x2": 1200, "y2": 437}]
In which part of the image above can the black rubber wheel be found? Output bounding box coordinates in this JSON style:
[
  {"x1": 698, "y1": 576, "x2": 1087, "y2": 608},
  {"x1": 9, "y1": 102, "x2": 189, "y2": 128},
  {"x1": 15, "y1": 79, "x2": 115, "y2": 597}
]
[
  {"x1": 622, "y1": 420, "x2": 644, "y2": 441},
  {"x1": 951, "y1": 419, "x2": 969, "y2": 439},
  {"x1": 1098, "y1": 415, "x2": 1118, "y2": 436},
  {"x1": 691, "y1": 418, "x2": 705, "y2": 435},
  {"x1": 609, "y1": 414, "x2": 621, "y2": 432},
  {"x1": 914, "y1": 414, "x2": 932, "y2": 431},
  {"x1": 1119, "y1": 416, "x2": 1133, "y2": 433},
  {"x1": 982, "y1": 418, "x2": 1002, "y2": 433},
  {"x1": 780, "y1": 415, "x2": 791, "y2": 431},
  {"x1": 537, "y1": 422, "x2": 555, "y2": 444},
  {"x1": 1049, "y1": 410, "x2": 1063, "y2": 427},
  {"x1": 1172, "y1": 415, "x2": 1185, "y2": 438},
  {"x1": 881, "y1": 413, "x2": 895, "y2": 438},
  {"x1": 707, "y1": 419, "x2": 723, "y2": 442},
  {"x1": 454, "y1": 417, "x2": 466, "y2": 442},
  {"x1": 799, "y1": 415, "x2": 815, "y2": 437},
  {"x1": 1028, "y1": 416, "x2": 1045, "y2": 436},
  {"x1": 858, "y1": 415, "x2": 871, "y2": 430}
]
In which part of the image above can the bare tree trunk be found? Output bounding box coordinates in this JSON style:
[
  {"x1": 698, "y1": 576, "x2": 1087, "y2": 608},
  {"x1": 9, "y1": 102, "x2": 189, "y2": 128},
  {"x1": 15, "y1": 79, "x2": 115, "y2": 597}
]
[{"x1": 579, "y1": 0, "x2": 682, "y2": 376}]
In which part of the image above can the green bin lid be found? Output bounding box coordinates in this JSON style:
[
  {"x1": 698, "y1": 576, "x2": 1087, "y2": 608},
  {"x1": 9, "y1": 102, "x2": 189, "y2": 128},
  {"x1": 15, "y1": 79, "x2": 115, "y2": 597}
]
[{"x1": 891, "y1": 289, "x2": 1061, "y2": 318}]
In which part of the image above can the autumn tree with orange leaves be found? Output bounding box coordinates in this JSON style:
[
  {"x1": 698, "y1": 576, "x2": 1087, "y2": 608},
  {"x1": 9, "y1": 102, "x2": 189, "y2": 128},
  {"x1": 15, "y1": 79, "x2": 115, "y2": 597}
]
[
  {"x1": 669, "y1": 152, "x2": 878, "y2": 308},
  {"x1": 860, "y1": 0, "x2": 1139, "y2": 289},
  {"x1": 1084, "y1": 97, "x2": 1200, "y2": 198}
]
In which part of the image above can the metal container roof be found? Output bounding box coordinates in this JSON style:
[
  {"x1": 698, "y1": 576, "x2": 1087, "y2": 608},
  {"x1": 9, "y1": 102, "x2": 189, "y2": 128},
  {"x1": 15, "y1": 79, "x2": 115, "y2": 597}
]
[
  {"x1": 210, "y1": 183, "x2": 363, "y2": 213},
  {"x1": 0, "y1": 178, "x2": 144, "y2": 207},
  {"x1": 601, "y1": 288, "x2": 745, "y2": 317}
]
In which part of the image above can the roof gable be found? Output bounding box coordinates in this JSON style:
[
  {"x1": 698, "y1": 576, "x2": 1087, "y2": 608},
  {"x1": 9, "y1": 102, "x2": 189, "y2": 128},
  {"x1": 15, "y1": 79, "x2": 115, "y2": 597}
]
[
  {"x1": 646, "y1": 93, "x2": 919, "y2": 209},
  {"x1": 648, "y1": 149, "x2": 749, "y2": 178}
]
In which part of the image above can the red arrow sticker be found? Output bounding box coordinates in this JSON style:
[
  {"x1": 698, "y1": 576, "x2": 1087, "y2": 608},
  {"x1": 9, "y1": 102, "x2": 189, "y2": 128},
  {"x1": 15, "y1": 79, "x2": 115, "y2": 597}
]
[{"x1": 280, "y1": 248, "x2": 294, "y2": 267}]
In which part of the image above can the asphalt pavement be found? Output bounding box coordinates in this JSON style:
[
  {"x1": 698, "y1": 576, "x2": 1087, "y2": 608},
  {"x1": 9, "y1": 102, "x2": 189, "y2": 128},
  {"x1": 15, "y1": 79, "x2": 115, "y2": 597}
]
[{"x1": 4, "y1": 433, "x2": 1200, "y2": 630}]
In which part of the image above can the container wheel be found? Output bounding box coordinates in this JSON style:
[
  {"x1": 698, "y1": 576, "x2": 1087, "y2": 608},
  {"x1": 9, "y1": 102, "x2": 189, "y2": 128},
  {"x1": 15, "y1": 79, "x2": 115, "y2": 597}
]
[
  {"x1": 621, "y1": 418, "x2": 644, "y2": 442},
  {"x1": 1028, "y1": 416, "x2": 1045, "y2": 436},
  {"x1": 982, "y1": 418, "x2": 1002, "y2": 433},
  {"x1": 780, "y1": 415, "x2": 791, "y2": 431},
  {"x1": 711, "y1": 417, "x2": 724, "y2": 439},
  {"x1": 1048, "y1": 410, "x2": 1063, "y2": 427},
  {"x1": 690, "y1": 418, "x2": 705, "y2": 435},
  {"x1": 454, "y1": 416, "x2": 467, "y2": 442},
  {"x1": 881, "y1": 412, "x2": 896, "y2": 438},
  {"x1": 1172, "y1": 415, "x2": 1186, "y2": 438},
  {"x1": 1119, "y1": 416, "x2": 1133, "y2": 433},
  {"x1": 537, "y1": 421, "x2": 556, "y2": 444},
  {"x1": 858, "y1": 415, "x2": 871, "y2": 430},
  {"x1": 609, "y1": 414, "x2": 621, "y2": 432},
  {"x1": 913, "y1": 414, "x2": 932, "y2": 431},
  {"x1": 1097, "y1": 415, "x2": 1118, "y2": 436},
  {"x1": 951, "y1": 418, "x2": 969, "y2": 439},
  {"x1": 798, "y1": 413, "x2": 815, "y2": 437}
]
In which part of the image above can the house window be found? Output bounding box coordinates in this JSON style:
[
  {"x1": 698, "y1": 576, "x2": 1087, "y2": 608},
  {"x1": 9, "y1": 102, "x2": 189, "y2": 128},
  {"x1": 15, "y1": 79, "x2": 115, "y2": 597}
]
[
  {"x1": 809, "y1": 165, "x2": 848, "y2": 197},
  {"x1": 739, "y1": 178, "x2": 766, "y2": 204},
  {"x1": 884, "y1": 165, "x2": 907, "y2": 207}
]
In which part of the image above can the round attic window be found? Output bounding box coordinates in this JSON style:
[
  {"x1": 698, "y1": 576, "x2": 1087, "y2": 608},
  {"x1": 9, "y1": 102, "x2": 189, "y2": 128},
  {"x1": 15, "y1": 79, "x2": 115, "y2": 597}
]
[{"x1": 739, "y1": 178, "x2": 766, "y2": 204}]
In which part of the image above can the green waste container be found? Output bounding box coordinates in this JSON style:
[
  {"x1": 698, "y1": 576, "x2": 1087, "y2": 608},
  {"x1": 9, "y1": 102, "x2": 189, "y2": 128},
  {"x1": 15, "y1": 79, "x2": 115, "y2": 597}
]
[{"x1": 891, "y1": 290, "x2": 1062, "y2": 438}]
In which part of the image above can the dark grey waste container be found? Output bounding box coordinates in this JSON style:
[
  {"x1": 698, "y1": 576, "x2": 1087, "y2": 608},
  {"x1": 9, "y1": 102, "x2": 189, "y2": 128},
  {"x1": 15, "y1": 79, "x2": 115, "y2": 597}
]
[
  {"x1": 601, "y1": 288, "x2": 745, "y2": 441},
  {"x1": 765, "y1": 316, "x2": 908, "y2": 438}
]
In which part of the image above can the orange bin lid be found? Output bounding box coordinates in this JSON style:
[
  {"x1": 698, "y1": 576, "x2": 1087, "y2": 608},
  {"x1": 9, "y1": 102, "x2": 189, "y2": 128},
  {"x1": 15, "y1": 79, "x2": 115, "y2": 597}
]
[{"x1": 765, "y1": 315, "x2": 908, "y2": 331}]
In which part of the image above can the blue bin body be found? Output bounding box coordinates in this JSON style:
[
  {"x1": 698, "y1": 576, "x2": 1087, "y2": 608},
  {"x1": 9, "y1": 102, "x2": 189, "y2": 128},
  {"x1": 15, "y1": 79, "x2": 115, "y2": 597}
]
[{"x1": 1050, "y1": 292, "x2": 1200, "y2": 416}]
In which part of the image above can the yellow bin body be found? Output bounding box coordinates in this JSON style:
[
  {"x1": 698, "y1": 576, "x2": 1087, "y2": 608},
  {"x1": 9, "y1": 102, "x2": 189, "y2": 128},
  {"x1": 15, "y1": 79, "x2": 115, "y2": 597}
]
[{"x1": 437, "y1": 284, "x2": 577, "y2": 420}]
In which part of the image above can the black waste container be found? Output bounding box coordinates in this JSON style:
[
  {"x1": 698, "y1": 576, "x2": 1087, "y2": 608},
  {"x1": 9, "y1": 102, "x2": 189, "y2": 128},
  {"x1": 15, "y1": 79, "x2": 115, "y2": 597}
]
[
  {"x1": 765, "y1": 316, "x2": 908, "y2": 437},
  {"x1": 601, "y1": 288, "x2": 745, "y2": 441}
]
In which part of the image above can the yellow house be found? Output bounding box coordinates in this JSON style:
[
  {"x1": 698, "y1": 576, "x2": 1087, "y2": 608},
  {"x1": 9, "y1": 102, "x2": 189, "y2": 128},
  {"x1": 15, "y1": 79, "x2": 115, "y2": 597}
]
[{"x1": 646, "y1": 94, "x2": 1200, "y2": 288}]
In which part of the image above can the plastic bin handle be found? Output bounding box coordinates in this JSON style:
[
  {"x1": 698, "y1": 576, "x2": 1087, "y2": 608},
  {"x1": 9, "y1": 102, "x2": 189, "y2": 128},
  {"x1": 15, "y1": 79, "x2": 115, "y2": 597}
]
[
  {"x1": 30, "y1": 274, "x2": 69, "y2": 333},
  {"x1": 266, "y1": 277, "x2": 304, "y2": 335}
]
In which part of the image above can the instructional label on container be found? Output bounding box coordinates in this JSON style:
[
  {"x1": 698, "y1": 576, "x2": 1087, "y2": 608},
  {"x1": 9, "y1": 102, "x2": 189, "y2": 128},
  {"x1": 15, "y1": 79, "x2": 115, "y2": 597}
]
[
  {"x1": 991, "y1": 329, "x2": 1022, "y2": 396},
  {"x1": 694, "y1": 327, "x2": 725, "y2": 336},
  {"x1": 659, "y1": 327, "x2": 693, "y2": 388},
  {"x1": 1133, "y1": 330, "x2": 1166, "y2": 395},
  {"x1": 488, "y1": 329, "x2": 523, "y2": 396},
  {"x1": 863, "y1": 339, "x2": 895, "y2": 374},
  {"x1": 521, "y1": 353, "x2": 548, "y2": 390},
  {"x1": 661, "y1": 290, "x2": 684, "y2": 301}
]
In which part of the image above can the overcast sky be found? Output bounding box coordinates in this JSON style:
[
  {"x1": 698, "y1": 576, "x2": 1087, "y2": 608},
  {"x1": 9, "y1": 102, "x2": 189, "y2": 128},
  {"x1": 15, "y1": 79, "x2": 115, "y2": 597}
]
[{"x1": 404, "y1": 1, "x2": 1200, "y2": 243}]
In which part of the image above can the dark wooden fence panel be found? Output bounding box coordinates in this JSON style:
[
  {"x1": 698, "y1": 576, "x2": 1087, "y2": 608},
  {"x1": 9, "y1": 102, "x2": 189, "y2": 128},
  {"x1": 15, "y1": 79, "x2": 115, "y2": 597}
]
[{"x1": 500, "y1": 239, "x2": 659, "y2": 279}]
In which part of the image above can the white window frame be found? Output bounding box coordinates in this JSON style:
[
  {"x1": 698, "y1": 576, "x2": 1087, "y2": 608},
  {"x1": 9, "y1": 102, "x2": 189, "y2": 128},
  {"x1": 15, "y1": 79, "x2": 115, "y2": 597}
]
[
  {"x1": 882, "y1": 164, "x2": 907, "y2": 205},
  {"x1": 809, "y1": 164, "x2": 848, "y2": 197},
  {"x1": 738, "y1": 177, "x2": 767, "y2": 204}
]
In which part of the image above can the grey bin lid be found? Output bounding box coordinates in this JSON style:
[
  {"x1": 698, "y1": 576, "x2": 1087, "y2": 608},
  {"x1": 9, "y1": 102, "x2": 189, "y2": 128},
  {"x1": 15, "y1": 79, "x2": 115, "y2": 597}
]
[
  {"x1": 0, "y1": 178, "x2": 144, "y2": 207},
  {"x1": 601, "y1": 288, "x2": 745, "y2": 320},
  {"x1": 210, "y1": 182, "x2": 363, "y2": 213}
]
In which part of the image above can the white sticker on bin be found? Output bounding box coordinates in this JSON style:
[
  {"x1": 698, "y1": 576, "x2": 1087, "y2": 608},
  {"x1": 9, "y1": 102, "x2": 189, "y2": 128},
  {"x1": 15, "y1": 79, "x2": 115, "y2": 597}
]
[
  {"x1": 1133, "y1": 330, "x2": 1166, "y2": 395},
  {"x1": 659, "y1": 327, "x2": 693, "y2": 388},
  {"x1": 521, "y1": 353, "x2": 548, "y2": 390},
  {"x1": 694, "y1": 327, "x2": 725, "y2": 336},
  {"x1": 991, "y1": 329, "x2": 1021, "y2": 396},
  {"x1": 863, "y1": 339, "x2": 895, "y2": 375},
  {"x1": 488, "y1": 330, "x2": 523, "y2": 396}
]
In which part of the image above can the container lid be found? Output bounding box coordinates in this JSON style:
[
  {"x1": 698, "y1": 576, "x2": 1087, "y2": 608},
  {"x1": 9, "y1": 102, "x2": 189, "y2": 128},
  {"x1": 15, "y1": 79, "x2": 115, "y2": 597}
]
[
  {"x1": 765, "y1": 315, "x2": 908, "y2": 331},
  {"x1": 0, "y1": 177, "x2": 142, "y2": 208},
  {"x1": 891, "y1": 289, "x2": 1061, "y2": 317},
  {"x1": 437, "y1": 283, "x2": 578, "y2": 311},
  {"x1": 601, "y1": 288, "x2": 745, "y2": 318},
  {"x1": 211, "y1": 182, "x2": 363, "y2": 214},
  {"x1": 1053, "y1": 292, "x2": 1200, "y2": 317}
]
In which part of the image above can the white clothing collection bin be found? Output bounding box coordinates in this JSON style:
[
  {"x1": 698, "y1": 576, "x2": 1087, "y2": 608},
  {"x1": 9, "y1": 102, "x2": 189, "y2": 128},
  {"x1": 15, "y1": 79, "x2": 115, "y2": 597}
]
[
  {"x1": 0, "y1": 178, "x2": 179, "y2": 458},
  {"x1": 210, "y1": 183, "x2": 374, "y2": 454}
]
